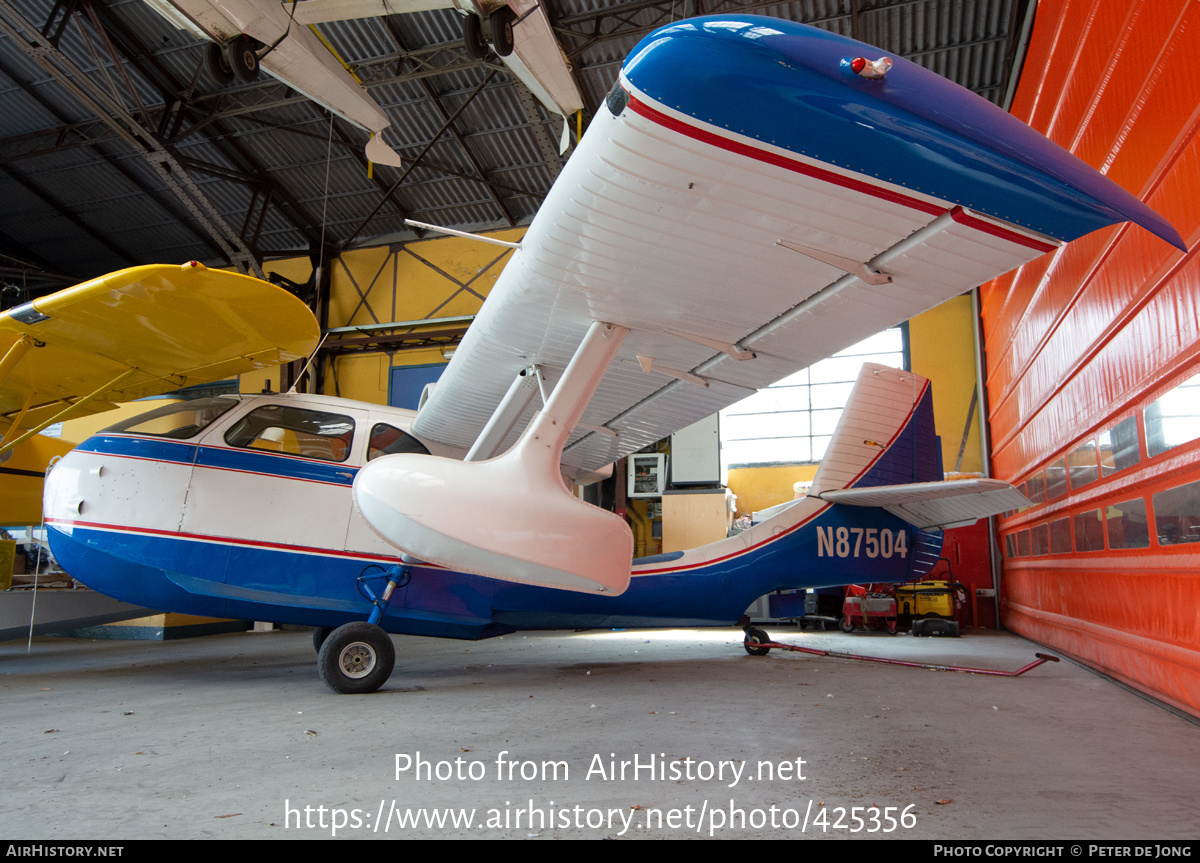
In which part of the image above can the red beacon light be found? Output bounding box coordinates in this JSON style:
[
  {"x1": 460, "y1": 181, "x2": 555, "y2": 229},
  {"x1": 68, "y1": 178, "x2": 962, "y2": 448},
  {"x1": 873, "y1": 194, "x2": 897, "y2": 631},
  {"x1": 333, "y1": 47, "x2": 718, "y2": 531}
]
[{"x1": 850, "y1": 56, "x2": 893, "y2": 79}]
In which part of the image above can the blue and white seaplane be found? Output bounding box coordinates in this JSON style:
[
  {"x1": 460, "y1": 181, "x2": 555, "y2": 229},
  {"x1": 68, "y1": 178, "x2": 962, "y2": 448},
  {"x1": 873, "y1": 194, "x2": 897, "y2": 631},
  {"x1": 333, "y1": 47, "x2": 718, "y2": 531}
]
[{"x1": 38, "y1": 16, "x2": 1184, "y2": 693}]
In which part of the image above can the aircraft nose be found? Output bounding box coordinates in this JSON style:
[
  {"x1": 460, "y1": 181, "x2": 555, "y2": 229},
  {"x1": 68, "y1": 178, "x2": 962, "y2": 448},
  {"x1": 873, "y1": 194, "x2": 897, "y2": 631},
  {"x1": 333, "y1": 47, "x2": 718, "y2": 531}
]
[{"x1": 43, "y1": 449, "x2": 92, "y2": 520}]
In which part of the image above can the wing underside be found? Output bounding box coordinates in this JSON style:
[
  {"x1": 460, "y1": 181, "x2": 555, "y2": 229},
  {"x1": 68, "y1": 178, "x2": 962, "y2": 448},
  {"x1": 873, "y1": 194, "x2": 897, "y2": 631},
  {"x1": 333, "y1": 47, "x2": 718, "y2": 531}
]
[
  {"x1": 413, "y1": 94, "x2": 1060, "y2": 477},
  {"x1": 410, "y1": 17, "x2": 1182, "y2": 477}
]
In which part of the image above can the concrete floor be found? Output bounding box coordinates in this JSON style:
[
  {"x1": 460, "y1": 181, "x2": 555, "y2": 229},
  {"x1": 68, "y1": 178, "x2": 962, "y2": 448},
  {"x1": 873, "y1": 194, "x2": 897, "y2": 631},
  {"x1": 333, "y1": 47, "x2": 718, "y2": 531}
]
[{"x1": 2, "y1": 624, "x2": 1198, "y2": 840}]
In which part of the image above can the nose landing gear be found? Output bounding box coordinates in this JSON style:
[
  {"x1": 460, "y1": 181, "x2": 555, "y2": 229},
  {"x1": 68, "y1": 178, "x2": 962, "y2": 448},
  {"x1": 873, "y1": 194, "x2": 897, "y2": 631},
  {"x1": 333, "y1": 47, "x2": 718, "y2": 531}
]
[{"x1": 316, "y1": 563, "x2": 409, "y2": 693}]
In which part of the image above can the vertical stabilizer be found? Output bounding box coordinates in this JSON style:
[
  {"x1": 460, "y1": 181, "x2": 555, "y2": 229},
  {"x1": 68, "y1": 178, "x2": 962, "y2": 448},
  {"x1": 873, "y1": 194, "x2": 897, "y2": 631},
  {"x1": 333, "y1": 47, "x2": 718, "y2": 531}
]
[
  {"x1": 810, "y1": 364, "x2": 942, "y2": 495},
  {"x1": 809, "y1": 363, "x2": 945, "y2": 577}
]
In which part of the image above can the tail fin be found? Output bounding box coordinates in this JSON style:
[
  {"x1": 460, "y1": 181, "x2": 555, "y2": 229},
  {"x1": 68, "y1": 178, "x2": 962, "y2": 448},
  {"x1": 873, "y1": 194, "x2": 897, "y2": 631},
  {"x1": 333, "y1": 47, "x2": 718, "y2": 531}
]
[
  {"x1": 810, "y1": 364, "x2": 941, "y2": 496},
  {"x1": 808, "y1": 364, "x2": 943, "y2": 579},
  {"x1": 805, "y1": 363, "x2": 1029, "y2": 581}
]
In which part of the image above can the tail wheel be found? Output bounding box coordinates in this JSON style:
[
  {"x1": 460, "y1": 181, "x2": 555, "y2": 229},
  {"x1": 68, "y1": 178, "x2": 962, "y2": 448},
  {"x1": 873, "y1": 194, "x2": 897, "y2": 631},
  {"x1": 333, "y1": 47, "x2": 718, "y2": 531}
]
[
  {"x1": 318, "y1": 622, "x2": 395, "y2": 694},
  {"x1": 839, "y1": 616, "x2": 856, "y2": 633},
  {"x1": 744, "y1": 626, "x2": 771, "y2": 656}
]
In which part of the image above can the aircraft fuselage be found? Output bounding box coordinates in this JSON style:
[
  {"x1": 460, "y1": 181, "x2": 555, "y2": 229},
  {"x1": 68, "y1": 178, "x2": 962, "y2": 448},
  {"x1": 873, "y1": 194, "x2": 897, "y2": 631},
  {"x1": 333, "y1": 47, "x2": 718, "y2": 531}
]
[{"x1": 42, "y1": 391, "x2": 938, "y2": 640}]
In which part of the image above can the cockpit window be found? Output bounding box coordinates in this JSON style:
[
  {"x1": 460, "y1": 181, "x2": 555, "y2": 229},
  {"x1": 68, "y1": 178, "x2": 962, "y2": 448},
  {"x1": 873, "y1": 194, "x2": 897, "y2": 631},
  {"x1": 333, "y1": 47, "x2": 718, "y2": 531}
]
[
  {"x1": 367, "y1": 423, "x2": 430, "y2": 461},
  {"x1": 224, "y1": 404, "x2": 355, "y2": 463},
  {"x1": 103, "y1": 397, "x2": 238, "y2": 440}
]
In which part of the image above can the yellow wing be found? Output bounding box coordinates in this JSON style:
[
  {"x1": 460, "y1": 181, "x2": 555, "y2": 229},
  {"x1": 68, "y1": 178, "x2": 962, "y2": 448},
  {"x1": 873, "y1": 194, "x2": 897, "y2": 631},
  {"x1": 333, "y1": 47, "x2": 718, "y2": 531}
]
[{"x1": 1, "y1": 262, "x2": 320, "y2": 446}]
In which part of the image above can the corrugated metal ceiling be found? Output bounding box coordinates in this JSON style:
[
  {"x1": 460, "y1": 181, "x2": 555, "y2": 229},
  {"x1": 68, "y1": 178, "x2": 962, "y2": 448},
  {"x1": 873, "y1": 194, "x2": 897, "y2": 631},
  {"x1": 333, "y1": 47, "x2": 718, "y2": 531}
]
[{"x1": 0, "y1": 0, "x2": 1035, "y2": 299}]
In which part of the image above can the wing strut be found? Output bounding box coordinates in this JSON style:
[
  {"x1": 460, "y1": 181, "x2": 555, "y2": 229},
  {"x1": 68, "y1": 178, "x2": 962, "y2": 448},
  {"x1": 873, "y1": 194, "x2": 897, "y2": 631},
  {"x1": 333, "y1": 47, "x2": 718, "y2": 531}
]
[
  {"x1": 354, "y1": 321, "x2": 636, "y2": 594},
  {"x1": 0, "y1": 334, "x2": 36, "y2": 390},
  {"x1": 0, "y1": 368, "x2": 136, "y2": 457},
  {"x1": 464, "y1": 366, "x2": 540, "y2": 462}
]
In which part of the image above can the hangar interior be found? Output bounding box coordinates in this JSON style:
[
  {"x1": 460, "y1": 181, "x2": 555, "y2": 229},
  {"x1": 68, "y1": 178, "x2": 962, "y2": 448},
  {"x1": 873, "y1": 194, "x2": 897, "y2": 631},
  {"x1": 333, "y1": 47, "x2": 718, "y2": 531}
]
[{"x1": 2, "y1": 0, "x2": 1199, "y2": 727}]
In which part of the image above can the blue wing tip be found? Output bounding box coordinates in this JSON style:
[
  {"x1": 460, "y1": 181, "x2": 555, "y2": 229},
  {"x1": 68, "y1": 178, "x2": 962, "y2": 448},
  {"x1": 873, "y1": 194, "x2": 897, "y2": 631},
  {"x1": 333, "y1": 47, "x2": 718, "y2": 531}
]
[{"x1": 1146, "y1": 218, "x2": 1188, "y2": 252}]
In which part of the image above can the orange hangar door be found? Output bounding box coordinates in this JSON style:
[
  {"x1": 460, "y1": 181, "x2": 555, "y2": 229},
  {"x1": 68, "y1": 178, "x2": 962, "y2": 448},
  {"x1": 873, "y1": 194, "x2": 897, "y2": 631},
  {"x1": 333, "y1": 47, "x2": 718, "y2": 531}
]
[{"x1": 979, "y1": 0, "x2": 1200, "y2": 717}]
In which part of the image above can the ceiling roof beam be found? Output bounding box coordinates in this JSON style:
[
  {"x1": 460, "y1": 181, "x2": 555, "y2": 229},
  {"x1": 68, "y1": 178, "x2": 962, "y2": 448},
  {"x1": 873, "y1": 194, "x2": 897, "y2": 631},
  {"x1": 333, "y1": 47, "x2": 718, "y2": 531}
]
[
  {"x1": 82, "y1": 0, "x2": 330, "y2": 256},
  {"x1": 384, "y1": 20, "x2": 515, "y2": 227},
  {"x1": 314, "y1": 104, "x2": 415, "y2": 228},
  {"x1": 0, "y1": 0, "x2": 264, "y2": 273},
  {"x1": 342, "y1": 69, "x2": 497, "y2": 249},
  {"x1": 554, "y1": 0, "x2": 928, "y2": 57},
  {"x1": 0, "y1": 53, "x2": 227, "y2": 264},
  {"x1": 1, "y1": 165, "x2": 141, "y2": 267}
]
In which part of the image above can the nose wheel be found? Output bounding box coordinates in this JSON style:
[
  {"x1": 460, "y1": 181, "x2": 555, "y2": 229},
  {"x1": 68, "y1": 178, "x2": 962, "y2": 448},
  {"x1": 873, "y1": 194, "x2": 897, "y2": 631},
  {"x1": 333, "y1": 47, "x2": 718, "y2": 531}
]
[{"x1": 317, "y1": 621, "x2": 395, "y2": 694}]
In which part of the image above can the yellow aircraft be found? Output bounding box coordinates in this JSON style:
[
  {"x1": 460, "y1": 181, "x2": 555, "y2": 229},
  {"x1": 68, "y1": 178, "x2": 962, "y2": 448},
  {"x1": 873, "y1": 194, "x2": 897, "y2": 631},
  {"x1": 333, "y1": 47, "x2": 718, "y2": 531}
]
[{"x1": 1, "y1": 261, "x2": 321, "y2": 525}]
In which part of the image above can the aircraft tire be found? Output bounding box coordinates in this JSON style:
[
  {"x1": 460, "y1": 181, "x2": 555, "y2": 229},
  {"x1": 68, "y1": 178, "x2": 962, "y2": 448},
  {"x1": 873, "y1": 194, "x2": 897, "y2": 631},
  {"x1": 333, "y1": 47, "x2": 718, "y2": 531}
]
[
  {"x1": 486, "y1": 7, "x2": 516, "y2": 57},
  {"x1": 204, "y1": 42, "x2": 235, "y2": 86},
  {"x1": 312, "y1": 626, "x2": 333, "y2": 653},
  {"x1": 318, "y1": 622, "x2": 395, "y2": 694},
  {"x1": 225, "y1": 35, "x2": 260, "y2": 83},
  {"x1": 463, "y1": 14, "x2": 489, "y2": 60},
  {"x1": 743, "y1": 626, "x2": 771, "y2": 656},
  {"x1": 839, "y1": 617, "x2": 856, "y2": 633}
]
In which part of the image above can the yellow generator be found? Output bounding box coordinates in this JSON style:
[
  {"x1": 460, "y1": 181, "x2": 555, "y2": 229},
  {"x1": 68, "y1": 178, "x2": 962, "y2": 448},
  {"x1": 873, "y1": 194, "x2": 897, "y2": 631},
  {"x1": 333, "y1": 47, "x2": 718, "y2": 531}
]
[{"x1": 895, "y1": 577, "x2": 966, "y2": 637}]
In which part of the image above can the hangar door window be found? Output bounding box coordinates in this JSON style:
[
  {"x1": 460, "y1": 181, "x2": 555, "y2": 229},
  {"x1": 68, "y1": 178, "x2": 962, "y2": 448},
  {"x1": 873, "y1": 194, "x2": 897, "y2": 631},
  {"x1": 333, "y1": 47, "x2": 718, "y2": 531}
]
[
  {"x1": 1153, "y1": 480, "x2": 1200, "y2": 546},
  {"x1": 719, "y1": 328, "x2": 906, "y2": 467},
  {"x1": 1073, "y1": 510, "x2": 1104, "y2": 552},
  {"x1": 1106, "y1": 498, "x2": 1149, "y2": 549},
  {"x1": 1145, "y1": 372, "x2": 1200, "y2": 458},
  {"x1": 1099, "y1": 416, "x2": 1140, "y2": 475}
]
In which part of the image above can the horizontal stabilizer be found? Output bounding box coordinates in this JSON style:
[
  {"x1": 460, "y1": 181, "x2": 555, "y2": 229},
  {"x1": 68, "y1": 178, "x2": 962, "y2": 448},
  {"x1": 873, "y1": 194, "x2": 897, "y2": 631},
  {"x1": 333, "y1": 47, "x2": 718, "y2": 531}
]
[{"x1": 819, "y1": 479, "x2": 1030, "y2": 529}]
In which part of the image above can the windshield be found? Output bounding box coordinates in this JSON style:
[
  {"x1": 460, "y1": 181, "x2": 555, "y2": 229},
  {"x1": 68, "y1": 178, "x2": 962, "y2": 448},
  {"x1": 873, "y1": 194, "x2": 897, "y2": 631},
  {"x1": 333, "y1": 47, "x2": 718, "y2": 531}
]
[{"x1": 102, "y1": 397, "x2": 240, "y2": 440}]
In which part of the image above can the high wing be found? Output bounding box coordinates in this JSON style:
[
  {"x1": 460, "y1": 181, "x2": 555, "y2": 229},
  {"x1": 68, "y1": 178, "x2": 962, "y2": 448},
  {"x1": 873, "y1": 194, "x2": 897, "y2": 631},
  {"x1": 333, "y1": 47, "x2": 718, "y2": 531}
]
[
  {"x1": 410, "y1": 15, "x2": 1184, "y2": 478},
  {"x1": 354, "y1": 15, "x2": 1184, "y2": 595},
  {"x1": 142, "y1": 0, "x2": 583, "y2": 164},
  {"x1": 289, "y1": 0, "x2": 584, "y2": 123},
  {"x1": 0, "y1": 262, "x2": 320, "y2": 452},
  {"x1": 142, "y1": 0, "x2": 402, "y2": 163}
]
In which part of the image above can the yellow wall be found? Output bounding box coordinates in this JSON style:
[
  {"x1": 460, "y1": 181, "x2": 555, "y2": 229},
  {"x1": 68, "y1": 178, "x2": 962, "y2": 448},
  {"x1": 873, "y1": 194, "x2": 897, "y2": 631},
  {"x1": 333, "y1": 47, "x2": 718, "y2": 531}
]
[
  {"x1": 324, "y1": 352, "x2": 392, "y2": 404},
  {"x1": 318, "y1": 228, "x2": 527, "y2": 405},
  {"x1": 727, "y1": 464, "x2": 818, "y2": 517},
  {"x1": 908, "y1": 293, "x2": 982, "y2": 474}
]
